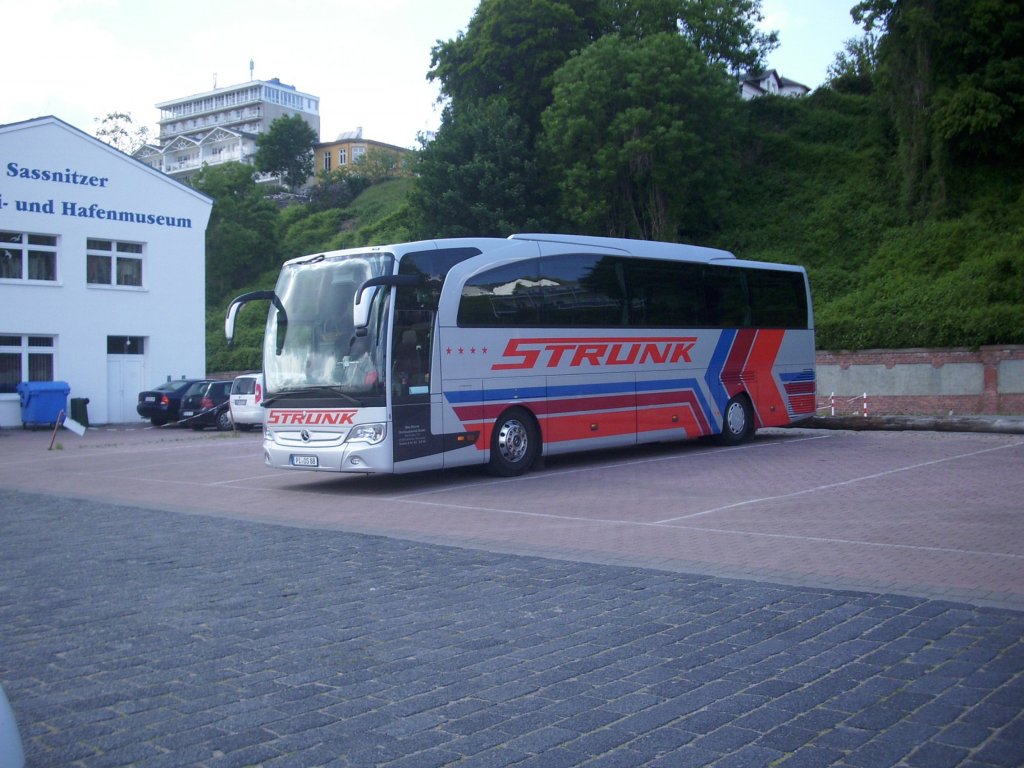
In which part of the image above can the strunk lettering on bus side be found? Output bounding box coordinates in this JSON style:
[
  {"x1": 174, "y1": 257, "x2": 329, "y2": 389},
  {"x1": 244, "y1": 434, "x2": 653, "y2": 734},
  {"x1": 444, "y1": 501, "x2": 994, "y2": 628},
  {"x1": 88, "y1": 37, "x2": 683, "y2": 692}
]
[{"x1": 492, "y1": 337, "x2": 698, "y2": 371}]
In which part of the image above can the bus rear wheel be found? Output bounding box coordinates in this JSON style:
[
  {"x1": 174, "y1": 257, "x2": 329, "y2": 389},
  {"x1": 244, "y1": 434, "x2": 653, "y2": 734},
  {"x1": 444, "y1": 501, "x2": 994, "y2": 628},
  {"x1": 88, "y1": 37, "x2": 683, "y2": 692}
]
[
  {"x1": 718, "y1": 394, "x2": 754, "y2": 446},
  {"x1": 488, "y1": 408, "x2": 539, "y2": 476}
]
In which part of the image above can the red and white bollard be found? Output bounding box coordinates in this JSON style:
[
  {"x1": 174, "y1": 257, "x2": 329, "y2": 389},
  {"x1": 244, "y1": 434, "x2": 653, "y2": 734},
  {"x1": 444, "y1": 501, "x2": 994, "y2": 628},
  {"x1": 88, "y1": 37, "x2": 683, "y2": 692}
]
[{"x1": 862, "y1": 393, "x2": 868, "y2": 418}]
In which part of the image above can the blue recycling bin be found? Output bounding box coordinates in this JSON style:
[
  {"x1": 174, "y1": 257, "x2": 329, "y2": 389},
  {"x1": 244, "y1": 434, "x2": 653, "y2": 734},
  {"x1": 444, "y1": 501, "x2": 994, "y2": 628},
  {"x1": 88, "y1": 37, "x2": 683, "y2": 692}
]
[{"x1": 16, "y1": 381, "x2": 70, "y2": 429}]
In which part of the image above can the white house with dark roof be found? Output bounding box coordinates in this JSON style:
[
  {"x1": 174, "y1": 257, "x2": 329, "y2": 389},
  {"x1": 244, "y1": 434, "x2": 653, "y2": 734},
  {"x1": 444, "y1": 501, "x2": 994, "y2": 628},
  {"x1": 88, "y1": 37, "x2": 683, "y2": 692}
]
[{"x1": 740, "y1": 70, "x2": 811, "y2": 100}]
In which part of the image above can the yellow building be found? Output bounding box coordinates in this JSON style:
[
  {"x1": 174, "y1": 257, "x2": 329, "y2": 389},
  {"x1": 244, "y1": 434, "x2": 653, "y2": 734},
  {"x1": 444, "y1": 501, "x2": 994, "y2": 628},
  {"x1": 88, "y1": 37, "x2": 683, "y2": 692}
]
[{"x1": 313, "y1": 128, "x2": 411, "y2": 180}]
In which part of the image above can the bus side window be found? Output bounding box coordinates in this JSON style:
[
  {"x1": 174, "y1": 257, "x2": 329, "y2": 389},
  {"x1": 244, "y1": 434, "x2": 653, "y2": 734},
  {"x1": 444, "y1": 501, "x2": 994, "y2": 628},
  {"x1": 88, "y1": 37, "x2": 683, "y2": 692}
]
[
  {"x1": 458, "y1": 260, "x2": 543, "y2": 326},
  {"x1": 747, "y1": 269, "x2": 809, "y2": 328},
  {"x1": 704, "y1": 266, "x2": 750, "y2": 328},
  {"x1": 539, "y1": 254, "x2": 626, "y2": 327},
  {"x1": 627, "y1": 260, "x2": 704, "y2": 327}
]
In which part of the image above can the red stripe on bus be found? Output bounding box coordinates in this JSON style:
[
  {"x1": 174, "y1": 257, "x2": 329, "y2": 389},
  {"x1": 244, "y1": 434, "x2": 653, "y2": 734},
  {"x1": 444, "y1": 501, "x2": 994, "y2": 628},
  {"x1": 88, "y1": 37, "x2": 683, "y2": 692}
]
[
  {"x1": 746, "y1": 329, "x2": 788, "y2": 427},
  {"x1": 637, "y1": 405, "x2": 706, "y2": 438},
  {"x1": 453, "y1": 389, "x2": 711, "y2": 424},
  {"x1": 721, "y1": 329, "x2": 757, "y2": 396}
]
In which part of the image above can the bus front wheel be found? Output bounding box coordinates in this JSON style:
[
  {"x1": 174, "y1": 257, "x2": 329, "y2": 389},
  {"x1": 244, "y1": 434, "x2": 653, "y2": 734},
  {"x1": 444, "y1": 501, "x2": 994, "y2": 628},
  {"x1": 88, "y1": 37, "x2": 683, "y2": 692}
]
[
  {"x1": 718, "y1": 395, "x2": 754, "y2": 446},
  {"x1": 489, "y1": 408, "x2": 539, "y2": 476}
]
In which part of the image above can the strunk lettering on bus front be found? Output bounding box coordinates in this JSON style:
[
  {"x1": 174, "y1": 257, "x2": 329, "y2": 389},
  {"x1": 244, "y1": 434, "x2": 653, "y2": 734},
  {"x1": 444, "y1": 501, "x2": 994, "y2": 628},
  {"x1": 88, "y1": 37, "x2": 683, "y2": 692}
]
[{"x1": 266, "y1": 410, "x2": 357, "y2": 426}]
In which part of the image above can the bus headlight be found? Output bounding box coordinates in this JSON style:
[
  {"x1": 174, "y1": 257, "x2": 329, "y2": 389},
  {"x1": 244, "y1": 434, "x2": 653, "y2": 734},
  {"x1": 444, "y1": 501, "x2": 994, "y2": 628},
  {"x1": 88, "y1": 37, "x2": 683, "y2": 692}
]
[{"x1": 345, "y1": 423, "x2": 386, "y2": 445}]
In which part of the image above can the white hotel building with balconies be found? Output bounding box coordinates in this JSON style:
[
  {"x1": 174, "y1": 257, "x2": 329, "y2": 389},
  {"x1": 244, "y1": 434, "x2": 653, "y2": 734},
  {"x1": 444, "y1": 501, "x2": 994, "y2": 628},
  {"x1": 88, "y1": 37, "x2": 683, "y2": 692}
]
[{"x1": 133, "y1": 78, "x2": 320, "y2": 182}]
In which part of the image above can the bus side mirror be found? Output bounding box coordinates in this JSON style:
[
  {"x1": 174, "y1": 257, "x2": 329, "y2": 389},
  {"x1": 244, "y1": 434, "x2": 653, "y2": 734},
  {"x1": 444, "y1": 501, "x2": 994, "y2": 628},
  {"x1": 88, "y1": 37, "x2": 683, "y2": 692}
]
[
  {"x1": 353, "y1": 286, "x2": 377, "y2": 332},
  {"x1": 224, "y1": 290, "x2": 287, "y2": 353},
  {"x1": 354, "y1": 274, "x2": 423, "y2": 331},
  {"x1": 225, "y1": 302, "x2": 243, "y2": 349}
]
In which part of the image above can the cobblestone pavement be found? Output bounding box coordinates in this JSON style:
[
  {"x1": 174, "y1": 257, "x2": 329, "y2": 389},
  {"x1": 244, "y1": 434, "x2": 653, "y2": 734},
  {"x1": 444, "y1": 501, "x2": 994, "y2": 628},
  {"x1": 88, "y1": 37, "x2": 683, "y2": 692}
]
[{"x1": 2, "y1": 490, "x2": 1023, "y2": 767}]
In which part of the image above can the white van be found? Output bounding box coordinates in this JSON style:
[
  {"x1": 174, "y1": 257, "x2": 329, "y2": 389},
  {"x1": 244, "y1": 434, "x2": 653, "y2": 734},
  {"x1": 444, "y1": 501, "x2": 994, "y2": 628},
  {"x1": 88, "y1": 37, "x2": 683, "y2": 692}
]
[{"x1": 229, "y1": 373, "x2": 265, "y2": 430}]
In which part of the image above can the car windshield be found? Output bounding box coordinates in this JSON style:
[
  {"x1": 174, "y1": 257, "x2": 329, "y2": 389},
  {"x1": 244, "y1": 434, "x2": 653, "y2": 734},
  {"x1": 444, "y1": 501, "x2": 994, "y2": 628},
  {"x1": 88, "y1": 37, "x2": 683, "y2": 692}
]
[
  {"x1": 264, "y1": 252, "x2": 392, "y2": 404},
  {"x1": 184, "y1": 382, "x2": 208, "y2": 397}
]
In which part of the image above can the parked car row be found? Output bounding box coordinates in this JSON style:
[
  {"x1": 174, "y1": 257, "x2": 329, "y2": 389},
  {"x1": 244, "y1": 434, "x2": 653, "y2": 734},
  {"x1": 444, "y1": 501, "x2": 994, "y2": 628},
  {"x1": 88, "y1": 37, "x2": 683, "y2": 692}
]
[{"x1": 136, "y1": 373, "x2": 265, "y2": 430}]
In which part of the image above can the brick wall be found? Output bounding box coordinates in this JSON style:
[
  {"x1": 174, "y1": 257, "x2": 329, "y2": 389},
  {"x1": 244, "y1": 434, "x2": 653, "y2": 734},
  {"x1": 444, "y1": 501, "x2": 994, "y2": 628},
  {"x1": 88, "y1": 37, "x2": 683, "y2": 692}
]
[{"x1": 816, "y1": 346, "x2": 1024, "y2": 416}]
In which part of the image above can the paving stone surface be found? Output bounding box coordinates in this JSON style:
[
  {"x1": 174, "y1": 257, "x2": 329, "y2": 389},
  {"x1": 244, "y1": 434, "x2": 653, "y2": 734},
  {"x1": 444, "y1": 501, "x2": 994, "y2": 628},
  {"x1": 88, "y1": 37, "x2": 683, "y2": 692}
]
[{"x1": 2, "y1": 490, "x2": 1023, "y2": 767}]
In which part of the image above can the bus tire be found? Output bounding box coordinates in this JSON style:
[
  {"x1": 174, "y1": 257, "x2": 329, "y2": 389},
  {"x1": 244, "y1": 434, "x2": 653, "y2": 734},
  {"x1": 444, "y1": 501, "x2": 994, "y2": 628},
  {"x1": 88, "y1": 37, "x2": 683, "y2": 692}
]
[
  {"x1": 488, "y1": 408, "x2": 539, "y2": 477},
  {"x1": 718, "y1": 394, "x2": 754, "y2": 446}
]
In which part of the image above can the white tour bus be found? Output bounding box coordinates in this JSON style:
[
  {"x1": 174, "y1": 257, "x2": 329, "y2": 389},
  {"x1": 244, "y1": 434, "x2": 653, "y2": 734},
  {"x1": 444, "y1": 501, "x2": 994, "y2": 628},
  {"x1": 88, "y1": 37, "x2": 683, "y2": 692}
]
[{"x1": 225, "y1": 233, "x2": 815, "y2": 476}]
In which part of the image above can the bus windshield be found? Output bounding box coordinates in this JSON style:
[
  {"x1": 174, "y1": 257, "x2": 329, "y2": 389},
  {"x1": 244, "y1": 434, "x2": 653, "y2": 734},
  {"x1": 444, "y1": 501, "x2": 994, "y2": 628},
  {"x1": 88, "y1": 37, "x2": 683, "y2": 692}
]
[{"x1": 264, "y1": 252, "x2": 392, "y2": 403}]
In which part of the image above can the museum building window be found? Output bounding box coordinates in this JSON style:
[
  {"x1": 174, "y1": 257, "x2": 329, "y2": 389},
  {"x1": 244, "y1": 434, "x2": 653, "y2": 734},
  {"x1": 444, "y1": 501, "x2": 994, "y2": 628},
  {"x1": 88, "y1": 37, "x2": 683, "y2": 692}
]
[
  {"x1": 87, "y1": 239, "x2": 144, "y2": 287},
  {"x1": 0, "y1": 335, "x2": 55, "y2": 393},
  {"x1": 0, "y1": 231, "x2": 58, "y2": 282}
]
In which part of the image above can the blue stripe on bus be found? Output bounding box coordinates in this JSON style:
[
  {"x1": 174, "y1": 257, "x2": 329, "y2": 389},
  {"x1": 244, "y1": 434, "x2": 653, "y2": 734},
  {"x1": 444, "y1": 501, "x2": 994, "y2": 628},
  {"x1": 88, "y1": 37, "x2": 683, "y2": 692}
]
[
  {"x1": 780, "y1": 369, "x2": 815, "y2": 383},
  {"x1": 704, "y1": 329, "x2": 735, "y2": 413},
  {"x1": 445, "y1": 380, "x2": 627, "y2": 404}
]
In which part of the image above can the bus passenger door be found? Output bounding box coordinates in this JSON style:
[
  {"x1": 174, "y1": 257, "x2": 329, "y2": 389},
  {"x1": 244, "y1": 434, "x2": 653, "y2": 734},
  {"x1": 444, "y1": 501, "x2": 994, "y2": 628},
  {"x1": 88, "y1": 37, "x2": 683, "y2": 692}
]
[{"x1": 391, "y1": 310, "x2": 446, "y2": 469}]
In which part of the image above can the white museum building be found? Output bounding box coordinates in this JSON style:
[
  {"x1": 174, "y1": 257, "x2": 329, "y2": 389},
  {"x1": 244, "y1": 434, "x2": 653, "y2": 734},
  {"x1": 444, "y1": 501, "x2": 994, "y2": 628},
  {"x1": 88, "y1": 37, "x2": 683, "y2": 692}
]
[{"x1": 0, "y1": 116, "x2": 213, "y2": 428}]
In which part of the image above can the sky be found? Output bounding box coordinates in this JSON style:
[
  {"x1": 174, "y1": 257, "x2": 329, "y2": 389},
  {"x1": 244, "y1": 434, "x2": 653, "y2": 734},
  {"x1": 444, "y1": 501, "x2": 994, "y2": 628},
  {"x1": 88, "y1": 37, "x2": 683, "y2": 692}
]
[{"x1": 4, "y1": 0, "x2": 863, "y2": 150}]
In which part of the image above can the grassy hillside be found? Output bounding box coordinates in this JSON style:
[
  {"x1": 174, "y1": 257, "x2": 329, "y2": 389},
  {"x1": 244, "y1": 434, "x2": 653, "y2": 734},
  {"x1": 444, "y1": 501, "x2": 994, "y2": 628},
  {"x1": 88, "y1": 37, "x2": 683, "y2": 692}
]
[{"x1": 717, "y1": 90, "x2": 1024, "y2": 350}]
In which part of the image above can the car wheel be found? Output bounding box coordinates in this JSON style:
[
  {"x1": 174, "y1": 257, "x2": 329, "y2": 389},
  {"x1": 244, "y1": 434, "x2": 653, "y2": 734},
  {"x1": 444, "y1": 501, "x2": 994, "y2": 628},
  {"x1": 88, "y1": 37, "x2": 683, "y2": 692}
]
[
  {"x1": 217, "y1": 410, "x2": 234, "y2": 431},
  {"x1": 718, "y1": 394, "x2": 754, "y2": 446},
  {"x1": 488, "y1": 407, "x2": 539, "y2": 477}
]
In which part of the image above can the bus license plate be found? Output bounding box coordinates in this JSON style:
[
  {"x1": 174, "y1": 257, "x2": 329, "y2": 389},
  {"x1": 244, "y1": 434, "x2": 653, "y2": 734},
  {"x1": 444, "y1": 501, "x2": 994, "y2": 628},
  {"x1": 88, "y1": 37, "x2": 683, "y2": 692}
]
[{"x1": 291, "y1": 455, "x2": 318, "y2": 467}]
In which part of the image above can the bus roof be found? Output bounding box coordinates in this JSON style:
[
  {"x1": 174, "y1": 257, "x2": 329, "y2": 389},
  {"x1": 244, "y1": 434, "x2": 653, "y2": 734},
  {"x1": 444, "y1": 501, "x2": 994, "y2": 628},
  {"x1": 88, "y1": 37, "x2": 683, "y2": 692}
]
[
  {"x1": 509, "y1": 233, "x2": 736, "y2": 262},
  {"x1": 283, "y1": 234, "x2": 765, "y2": 268}
]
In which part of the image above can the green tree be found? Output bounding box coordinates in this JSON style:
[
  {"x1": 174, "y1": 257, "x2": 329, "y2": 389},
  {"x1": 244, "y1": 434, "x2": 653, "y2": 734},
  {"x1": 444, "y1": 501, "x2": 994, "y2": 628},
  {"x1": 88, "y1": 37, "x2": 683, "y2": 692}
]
[
  {"x1": 255, "y1": 114, "x2": 318, "y2": 190},
  {"x1": 609, "y1": 0, "x2": 778, "y2": 74},
  {"x1": 410, "y1": 98, "x2": 545, "y2": 238},
  {"x1": 540, "y1": 32, "x2": 739, "y2": 241},
  {"x1": 94, "y1": 111, "x2": 150, "y2": 154},
  {"x1": 354, "y1": 147, "x2": 409, "y2": 181},
  {"x1": 428, "y1": 0, "x2": 609, "y2": 141},
  {"x1": 309, "y1": 170, "x2": 369, "y2": 212},
  {"x1": 853, "y1": 0, "x2": 1024, "y2": 215},
  {"x1": 189, "y1": 162, "x2": 280, "y2": 302},
  {"x1": 825, "y1": 33, "x2": 879, "y2": 94}
]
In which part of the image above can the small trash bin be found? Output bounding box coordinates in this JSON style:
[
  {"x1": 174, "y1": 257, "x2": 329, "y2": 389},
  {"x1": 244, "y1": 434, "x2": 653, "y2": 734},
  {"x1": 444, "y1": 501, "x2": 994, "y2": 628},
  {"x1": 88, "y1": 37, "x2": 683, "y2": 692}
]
[
  {"x1": 70, "y1": 397, "x2": 90, "y2": 427},
  {"x1": 16, "y1": 381, "x2": 70, "y2": 429}
]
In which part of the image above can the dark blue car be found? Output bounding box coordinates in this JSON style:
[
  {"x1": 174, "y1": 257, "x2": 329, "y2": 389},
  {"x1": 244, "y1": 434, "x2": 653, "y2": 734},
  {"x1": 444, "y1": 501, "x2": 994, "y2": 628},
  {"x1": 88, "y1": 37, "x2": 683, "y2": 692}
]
[{"x1": 136, "y1": 379, "x2": 201, "y2": 426}]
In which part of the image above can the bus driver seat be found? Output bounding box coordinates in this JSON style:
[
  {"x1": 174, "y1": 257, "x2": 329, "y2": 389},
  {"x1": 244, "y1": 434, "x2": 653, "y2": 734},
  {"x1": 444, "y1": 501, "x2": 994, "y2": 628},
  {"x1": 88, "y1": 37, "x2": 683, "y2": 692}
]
[{"x1": 393, "y1": 329, "x2": 422, "y2": 390}]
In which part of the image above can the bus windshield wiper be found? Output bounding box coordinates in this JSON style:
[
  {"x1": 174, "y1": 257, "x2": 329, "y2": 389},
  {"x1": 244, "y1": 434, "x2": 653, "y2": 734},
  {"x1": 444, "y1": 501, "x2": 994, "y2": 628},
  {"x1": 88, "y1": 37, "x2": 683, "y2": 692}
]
[{"x1": 262, "y1": 386, "x2": 361, "y2": 407}]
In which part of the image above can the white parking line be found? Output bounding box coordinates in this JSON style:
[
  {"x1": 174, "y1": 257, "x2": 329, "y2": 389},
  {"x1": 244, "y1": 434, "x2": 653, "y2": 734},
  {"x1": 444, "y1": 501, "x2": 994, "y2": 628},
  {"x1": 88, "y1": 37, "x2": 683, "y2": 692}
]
[
  {"x1": 388, "y1": 433, "x2": 831, "y2": 501},
  {"x1": 654, "y1": 441, "x2": 1024, "y2": 524}
]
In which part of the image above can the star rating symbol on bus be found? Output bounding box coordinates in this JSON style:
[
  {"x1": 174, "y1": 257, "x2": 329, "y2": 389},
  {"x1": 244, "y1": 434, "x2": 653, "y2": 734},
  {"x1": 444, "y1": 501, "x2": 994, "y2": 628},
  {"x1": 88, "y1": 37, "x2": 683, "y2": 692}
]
[{"x1": 446, "y1": 346, "x2": 489, "y2": 355}]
